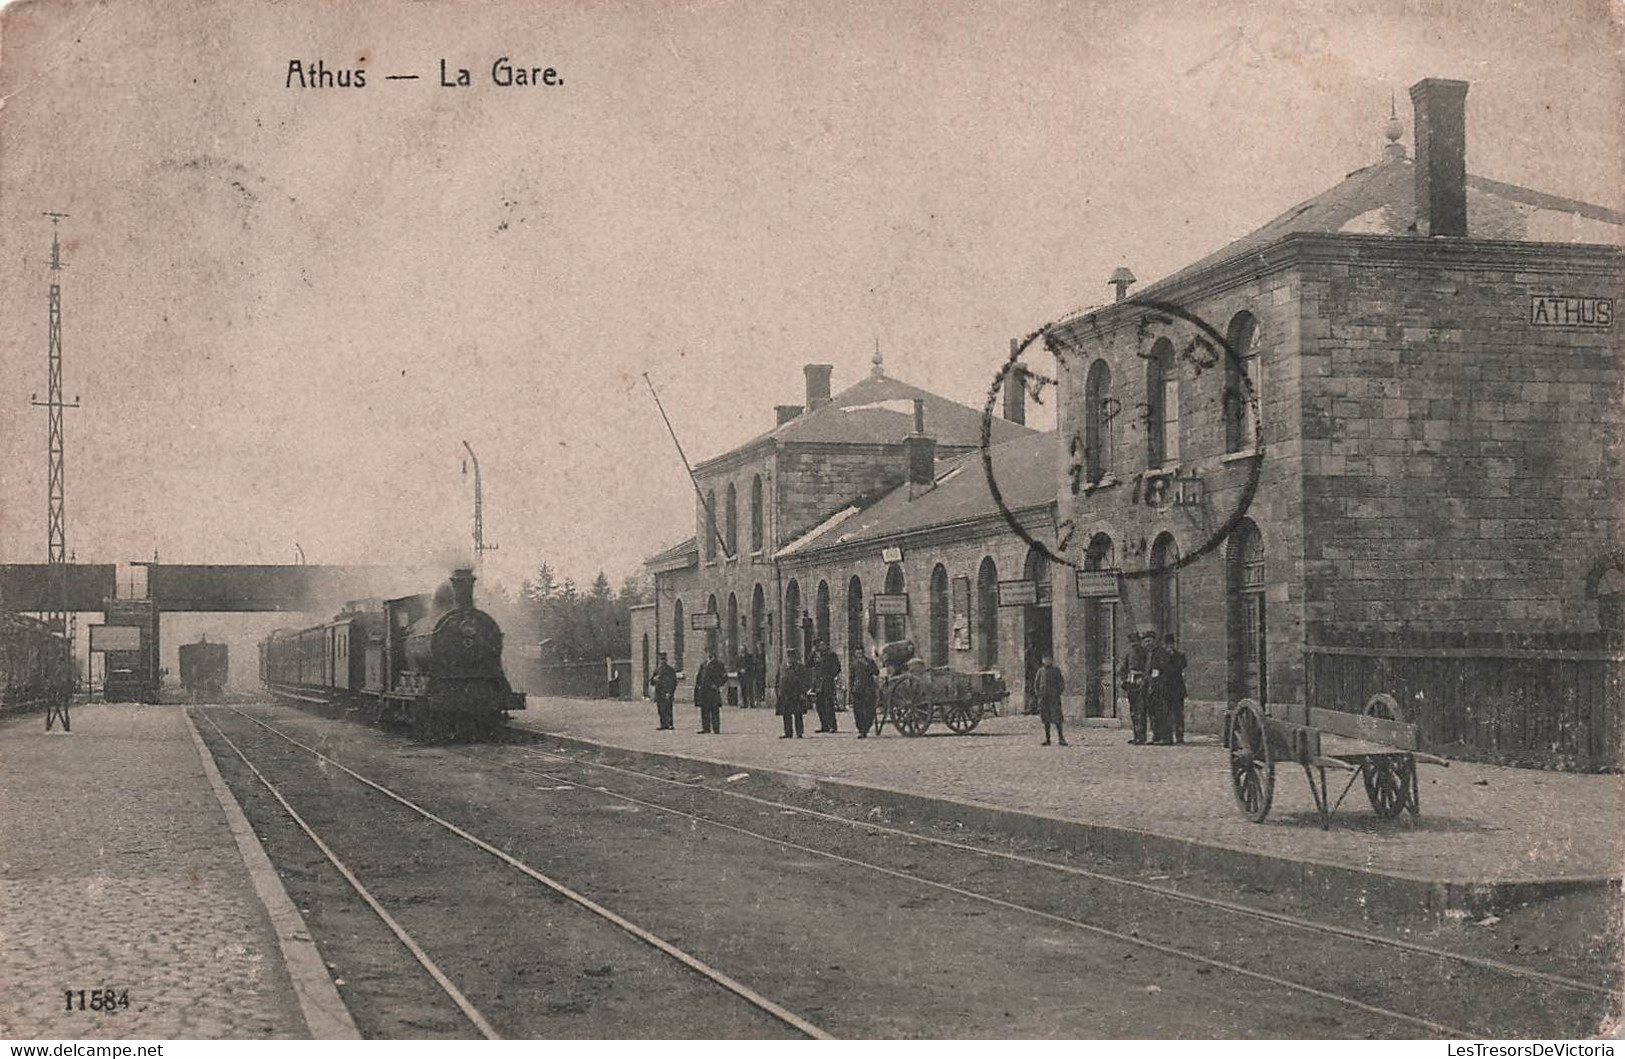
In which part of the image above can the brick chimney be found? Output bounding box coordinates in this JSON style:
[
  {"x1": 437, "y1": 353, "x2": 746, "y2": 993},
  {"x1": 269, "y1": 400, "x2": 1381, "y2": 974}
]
[
  {"x1": 775, "y1": 404, "x2": 803, "y2": 425},
  {"x1": 1409, "y1": 78, "x2": 1469, "y2": 237},
  {"x1": 804, "y1": 363, "x2": 833, "y2": 411},
  {"x1": 1002, "y1": 346, "x2": 1027, "y2": 426},
  {"x1": 904, "y1": 398, "x2": 936, "y2": 487}
]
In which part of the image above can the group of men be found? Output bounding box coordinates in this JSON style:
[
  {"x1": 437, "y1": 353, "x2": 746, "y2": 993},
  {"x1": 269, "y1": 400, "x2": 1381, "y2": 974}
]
[
  {"x1": 648, "y1": 640, "x2": 885, "y2": 739},
  {"x1": 1120, "y1": 629, "x2": 1188, "y2": 745}
]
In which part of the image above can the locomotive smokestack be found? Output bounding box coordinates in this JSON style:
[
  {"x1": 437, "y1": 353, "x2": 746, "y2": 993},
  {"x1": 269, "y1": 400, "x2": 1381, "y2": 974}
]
[{"x1": 450, "y1": 568, "x2": 476, "y2": 610}]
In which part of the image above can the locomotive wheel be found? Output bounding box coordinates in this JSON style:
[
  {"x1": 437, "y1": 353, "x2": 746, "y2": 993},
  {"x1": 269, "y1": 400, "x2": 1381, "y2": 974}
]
[
  {"x1": 944, "y1": 703, "x2": 981, "y2": 734},
  {"x1": 890, "y1": 676, "x2": 931, "y2": 737},
  {"x1": 1228, "y1": 700, "x2": 1275, "y2": 823},
  {"x1": 1362, "y1": 758, "x2": 1407, "y2": 819}
]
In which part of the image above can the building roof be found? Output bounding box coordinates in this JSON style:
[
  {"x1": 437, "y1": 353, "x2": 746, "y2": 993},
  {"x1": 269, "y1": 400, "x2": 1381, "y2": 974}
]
[
  {"x1": 645, "y1": 535, "x2": 698, "y2": 573},
  {"x1": 781, "y1": 429, "x2": 1058, "y2": 557},
  {"x1": 1144, "y1": 151, "x2": 1624, "y2": 296},
  {"x1": 695, "y1": 370, "x2": 1034, "y2": 471}
]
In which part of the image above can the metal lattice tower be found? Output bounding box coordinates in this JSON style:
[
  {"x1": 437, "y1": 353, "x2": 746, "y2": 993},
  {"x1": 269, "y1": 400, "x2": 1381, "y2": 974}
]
[
  {"x1": 29, "y1": 213, "x2": 79, "y2": 636},
  {"x1": 461, "y1": 441, "x2": 498, "y2": 574}
]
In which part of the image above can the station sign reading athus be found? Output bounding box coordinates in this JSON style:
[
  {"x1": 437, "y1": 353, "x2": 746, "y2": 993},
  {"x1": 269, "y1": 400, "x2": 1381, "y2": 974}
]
[{"x1": 1530, "y1": 295, "x2": 1612, "y2": 327}]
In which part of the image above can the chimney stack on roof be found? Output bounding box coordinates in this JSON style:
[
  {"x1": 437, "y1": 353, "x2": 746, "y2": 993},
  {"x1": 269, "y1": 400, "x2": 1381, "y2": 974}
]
[
  {"x1": 905, "y1": 398, "x2": 936, "y2": 488},
  {"x1": 804, "y1": 363, "x2": 833, "y2": 411},
  {"x1": 1108, "y1": 267, "x2": 1136, "y2": 303},
  {"x1": 1003, "y1": 344, "x2": 1027, "y2": 426},
  {"x1": 1409, "y1": 77, "x2": 1469, "y2": 238},
  {"x1": 775, "y1": 404, "x2": 803, "y2": 425}
]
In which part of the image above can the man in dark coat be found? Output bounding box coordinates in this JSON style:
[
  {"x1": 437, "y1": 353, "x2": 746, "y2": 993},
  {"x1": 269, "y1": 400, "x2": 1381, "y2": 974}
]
[
  {"x1": 737, "y1": 649, "x2": 756, "y2": 710},
  {"x1": 648, "y1": 651, "x2": 678, "y2": 730},
  {"x1": 695, "y1": 647, "x2": 727, "y2": 734},
  {"x1": 1120, "y1": 629, "x2": 1155, "y2": 745},
  {"x1": 777, "y1": 651, "x2": 809, "y2": 738},
  {"x1": 812, "y1": 640, "x2": 841, "y2": 733},
  {"x1": 1035, "y1": 652, "x2": 1067, "y2": 746},
  {"x1": 848, "y1": 647, "x2": 879, "y2": 739},
  {"x1": 1158, "y1": 633, "x2": 1188, "y2": 744}
]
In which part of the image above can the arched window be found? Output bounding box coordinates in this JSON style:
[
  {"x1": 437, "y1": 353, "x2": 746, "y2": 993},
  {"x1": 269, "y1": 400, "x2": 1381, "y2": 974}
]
[
  {"x1": 1151, "y1": 532, "x2": 1180, "y2": 645},
  {"x1": 1228, "y1": 520, "x2": 1267, "y2": 704},
  {"x1": 703, "y1": 490, "x2": 718, "y2": 561},
  {"x1": 672, "y1": 599, "x2": 685, "y2": 671},
  {"x1": 815, "y1": 580, "x2": 831, "y2": 648},
  {"x1": 750, "y1": 474, "x2": 764, "y2": 552},
  {"x1": 1084, "y1": 360, "x2": 1112, "y2": 485},
  {"x1": 725, "y1": 483, "x2": 738, "y2": 557},
  {"x1": 751, "y1": 583, "x2": 766, "y2": 654},
  {"x1": 976, "y1": 557, "x2": 999, "y2": 668},
  {"x1": 846, "y1": 576, "x2": 865, "y2": 659},
  {"x1": 1226, "y1": 311, "x2": 1262, "y2": 453},
  {"x1": 706, "y1": 594, "x2": 720, "y2": 659},
  {"x1": 1146, "y1": 338, "x2": 1179, "y2": 468},
  {"x1": 726, "y1": 592, "x2": 739, "y2": 663},
  {"x1": 928, "y1": 564, "x2": 950, "y2": 666},
  {"x1": 883, "y1": 564, "x2": 906, "y2": 643},
  {"x1": 784, "y1": 579, "x2": 803, "y2": 661}
]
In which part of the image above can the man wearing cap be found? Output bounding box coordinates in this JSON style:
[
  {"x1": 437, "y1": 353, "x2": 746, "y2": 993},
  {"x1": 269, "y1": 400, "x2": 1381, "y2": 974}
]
[
  {"x1": 1119, "y1": 628, "x2": 1156, "y2": 745},
  {"x1": 1034, "y1": 651, "x2": 1067, "y2": 746},
  {"x1": 649, "y1": 651, "x2": 678, "y2": 730}
]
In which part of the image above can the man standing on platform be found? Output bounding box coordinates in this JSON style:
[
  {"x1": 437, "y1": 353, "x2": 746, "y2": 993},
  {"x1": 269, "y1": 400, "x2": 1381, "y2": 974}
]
[
  {"x1": 1035, "y1": 652, "x2": 1066, "y2": 746},
  {"x1": 649, "y1": 651, "x2": 677, "y2": 731},
  {"x1": 849, "y1": 647, "x2": 879, "y2": 739},
  {"x1": 1120, "y1": 628, "x2": 1155, "y2": 745},
  {"x1": 777, "y1": 650, "x2": 809, "y2": 738},
  {"x1": 695, "y1": 646, "x2": 727, "y2": 734},
  {"x1": 1159, "y1": 632, "x2": 1188, "y2": 745},
  {"x1": 812, "y1": 640, "x2": 841, "y2": 733}
]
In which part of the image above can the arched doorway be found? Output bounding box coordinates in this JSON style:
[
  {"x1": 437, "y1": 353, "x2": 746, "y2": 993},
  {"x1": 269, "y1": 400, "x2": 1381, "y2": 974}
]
[
  {"x1": 846, "y1": 576, "x2": 864, "y2": 660},
  {"x1": 976, "y1": 557, "x2": 999, "y2": 669},
  {"x1": 751, "y1": 583, "x2": 766, "y2": 654},
  {"x1": 672, "y1": 599, "x2": 685, "y2": 672},
  {"x1": 815, "y1": 580, "x2": 831, "y2": 649},
  {"x1": 726, "y1": 592, "x2": 739, "y2": 663},
  {"x1": 883, "y1": 564, "x2": 906, "y2": 644},
  {"x1": 784, "y1": 579, "x2": 807, "y2": 662},
  {"x1": 1228, "y1": 520, "x2": 1267, "y2": 704},
  {"x1": 706, "y1": 594, "x2": 720, "y2": 659},
  {"x1": 1083, "y1": 534, "x2": 1117, "y2": 717},
  {"x1": 1151, "y1": 533, "x2": 1180, "y2": 645},
  {"x1": 641, "y1": 633, "x2": 650, "y2": 698},
  {"x1": 1022, "y1": 545, "x2": 1054, "y2": 710},
  {"x1": 928, "y1": 564, "x2": 950, "y2": 666}
]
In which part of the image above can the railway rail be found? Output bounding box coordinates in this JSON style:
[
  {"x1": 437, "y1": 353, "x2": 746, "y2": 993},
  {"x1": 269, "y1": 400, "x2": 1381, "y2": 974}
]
[
  {"x1": 200, "y1": 706, "x2": 830, "y2": 1040},
  {"x1": 203, "y1": 703, "x2": 1619, "y2": 1038},
  {"x1": 486, "y1": 730, "x2": 1618, "y2": 1005}
]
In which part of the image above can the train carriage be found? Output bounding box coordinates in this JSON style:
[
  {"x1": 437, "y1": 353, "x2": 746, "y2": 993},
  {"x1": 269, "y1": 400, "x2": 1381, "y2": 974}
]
[
  {"x1": 1, "y1": 611, "x2": 74, "y2": 714},
  {"x1": 178, "y1": 638, "x2": 229, "y2": 699}
]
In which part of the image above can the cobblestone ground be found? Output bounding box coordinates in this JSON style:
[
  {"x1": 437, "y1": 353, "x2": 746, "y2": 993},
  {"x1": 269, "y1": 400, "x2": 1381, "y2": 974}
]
[
  {"x1": 520, "y1": 697, "x2": 1622, "y2": 884},
  {"x1": 0, "y1": 704, "x2": 308, "y2": 1039}
]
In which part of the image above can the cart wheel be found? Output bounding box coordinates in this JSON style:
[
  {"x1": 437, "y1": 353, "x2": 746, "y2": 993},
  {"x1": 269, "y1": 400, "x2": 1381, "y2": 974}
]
[
  {"x1": 1228, "y1": 699, "x2": 1274, "y2": 823},
  {"x1": 1364, "y1": 692, "x2": 1406, "y2": 723},
  {"x1": 944, "y1": 703, "x2": 980, "y2": 734},
  {"x1": 1362, "y1": 759, "x2": 1407, "y2": 819},
  {"x1": 891, "y1": 676, "x2": 931, "y2": 737}
]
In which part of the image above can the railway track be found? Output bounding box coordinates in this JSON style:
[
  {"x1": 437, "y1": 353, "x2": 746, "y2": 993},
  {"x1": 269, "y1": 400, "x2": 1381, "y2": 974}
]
[
  {"x1": 205, "y1": 703, "x2": 1619, "y2": 1038},
  {"x1": 461, "y1": 732, "x2": 1619, "y2": 1040},
  {"x1": 488, "y1": 731, "x2": 1620, "y2": 1003},
  {"x1": 197, "y1": 707, "x2": 830, "y2": 1040}
]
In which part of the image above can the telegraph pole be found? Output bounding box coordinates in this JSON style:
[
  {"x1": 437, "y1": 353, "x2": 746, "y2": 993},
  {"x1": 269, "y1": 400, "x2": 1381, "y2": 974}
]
[
  {"x1": 461, "y1": 441, "x2": 498, "y2": 574},
  {"x1": 29, "y1": 213, "x2": 80, "y2": 638}
]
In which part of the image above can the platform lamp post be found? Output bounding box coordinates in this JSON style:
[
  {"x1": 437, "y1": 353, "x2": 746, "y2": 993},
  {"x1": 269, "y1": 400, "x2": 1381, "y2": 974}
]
[{"x1": 462, "y1": 441, "x2": 498, "y2": 576}]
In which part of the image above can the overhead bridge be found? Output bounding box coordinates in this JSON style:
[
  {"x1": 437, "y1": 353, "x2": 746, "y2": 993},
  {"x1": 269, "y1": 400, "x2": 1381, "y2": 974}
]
[{"x1": 2, "y1": 563, "x2": 423, "y2": 614}]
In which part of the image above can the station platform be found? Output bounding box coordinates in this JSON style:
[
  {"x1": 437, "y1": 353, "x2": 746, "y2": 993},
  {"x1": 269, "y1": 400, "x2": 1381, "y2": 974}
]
[
  {"x1": 516, "y1": 695, "x2": 1623, "y2": 910},
  {"x1": 0, "y1": 703, "x2": 352, "y2": 1040}
]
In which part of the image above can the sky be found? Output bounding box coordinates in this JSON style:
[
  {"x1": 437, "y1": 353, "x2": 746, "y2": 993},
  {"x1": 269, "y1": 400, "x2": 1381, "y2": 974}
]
[{"x1": 0, "y1": 0, "x2": 1620, "y2": 600}]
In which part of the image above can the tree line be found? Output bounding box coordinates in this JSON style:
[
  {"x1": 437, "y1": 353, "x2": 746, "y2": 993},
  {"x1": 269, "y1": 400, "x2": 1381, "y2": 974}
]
[{"x1": 519, "y1": 562, "x2": 650, "y2": 663}]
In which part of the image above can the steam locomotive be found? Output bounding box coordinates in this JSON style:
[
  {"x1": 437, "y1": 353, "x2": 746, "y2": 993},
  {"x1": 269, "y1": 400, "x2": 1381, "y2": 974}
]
[
  {"x1": 1, "y1": 611, "x2": 74, "y2": 714},
  {"x1": 179, "y1": 637, "x2": 229, "y2": 700},
  {"x1": 259, "y1": 568, "x2": 524, "y2": 740}
]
